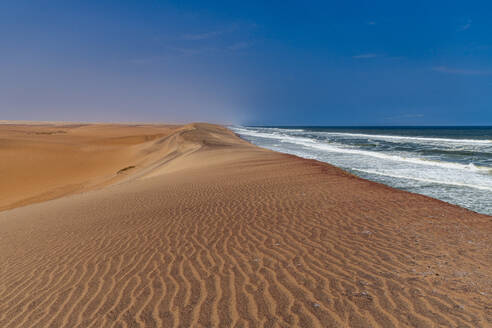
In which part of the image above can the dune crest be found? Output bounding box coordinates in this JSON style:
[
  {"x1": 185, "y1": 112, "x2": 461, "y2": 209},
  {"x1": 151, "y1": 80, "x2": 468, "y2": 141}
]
[
  {"x1": 0, "y1": 122, "x2": 178, "y2": 211},
  {"x1": 0, "y1": 123, "x2": 490, "y2": 327}
]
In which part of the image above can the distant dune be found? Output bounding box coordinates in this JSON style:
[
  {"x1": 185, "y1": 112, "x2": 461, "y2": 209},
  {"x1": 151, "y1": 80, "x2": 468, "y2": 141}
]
[
  {"x1": 0, "y1": 122, "x2": 179, "y2": 211},
  {"x1": 0, "y1": 122, "x2": 490, "y2": 327}
]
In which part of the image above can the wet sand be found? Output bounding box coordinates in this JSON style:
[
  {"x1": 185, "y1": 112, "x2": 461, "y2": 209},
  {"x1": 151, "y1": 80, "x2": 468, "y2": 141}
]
[{"x1": 0, "y1": 122, "x2": 490, "y2": 327}]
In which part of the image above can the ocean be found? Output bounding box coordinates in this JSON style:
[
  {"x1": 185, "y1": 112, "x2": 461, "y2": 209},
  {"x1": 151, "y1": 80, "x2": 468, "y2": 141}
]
[{"x1": 231, "y1": 126, "x2": 492, "y2": 215}]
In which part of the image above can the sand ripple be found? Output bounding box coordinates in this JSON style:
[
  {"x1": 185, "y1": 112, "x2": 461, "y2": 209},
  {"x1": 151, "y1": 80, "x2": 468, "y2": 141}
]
[{"x1": 0, "y1": 124, "x2": 490, "y2": 327}]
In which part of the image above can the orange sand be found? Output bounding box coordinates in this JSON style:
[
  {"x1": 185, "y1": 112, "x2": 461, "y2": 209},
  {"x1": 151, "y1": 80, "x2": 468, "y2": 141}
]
[
  {"x1": 0, "y1": 122, "x2": 490, "y2": 327},
  {"x1": 0, "y1": 122, "x2": 177, "y2": 211}
]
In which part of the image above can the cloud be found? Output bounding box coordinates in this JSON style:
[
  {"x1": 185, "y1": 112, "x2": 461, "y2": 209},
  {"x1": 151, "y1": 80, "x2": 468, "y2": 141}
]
[
  {"x1": 181, "y1": 31, "x2": 223, "y2": 41},
  {"x1": 432, "y1": 66, "x2": 491, "y2": 75},
  {"x1": 127, "y1": 56, "x2": 169, "y2": 65},
  {"x1": 166, "y1": 46, "x2": 217, "y2": 56},
  {"x1": 180, "y1": 23, "x2": 245, "y2": 41},
  {"x1": 367, "y1": 21, "x2": 376, "y2": 25},
  {"x1": 458, "y1": 23, "x2": 471, "y2": 31},
  {"x1": 227, "y1": 41, "x2": 253, "y2": 51},
  {"x1": 352, "y1": 53, "x2": 379, "y2": 59},
  {"x1": 384, "y1": 113, "x2": 425, "y2": 121},
  {"x1": 457, "y1": 19, "x2": 472, "y2": 31},
  {"x1": 400, "y1": 114, "x2": 424, "y2": 119},
  {"x1": 164, "y1": 42, "x2": 253, "y2": 57},
  {"x1": 128, "y1": 58, "x2": 154, "y2": 65}
]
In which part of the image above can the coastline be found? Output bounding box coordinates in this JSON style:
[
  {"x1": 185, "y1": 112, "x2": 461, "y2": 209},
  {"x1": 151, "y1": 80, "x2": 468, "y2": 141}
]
[
  {"x1": 0, "y1": 122, "x2": 490, "y2": 327},
  {"x1": 232, "y1": 126, "x2": 492, "y2": 216}
]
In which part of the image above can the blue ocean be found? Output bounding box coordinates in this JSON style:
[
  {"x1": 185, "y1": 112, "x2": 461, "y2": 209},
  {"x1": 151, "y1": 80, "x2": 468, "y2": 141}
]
[{"x1": 232, "y1": 126, "x2": 492, "y2": 215}]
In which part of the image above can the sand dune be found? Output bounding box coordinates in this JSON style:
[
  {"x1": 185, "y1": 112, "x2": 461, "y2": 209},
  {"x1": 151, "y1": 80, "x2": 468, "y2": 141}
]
[
  {"x1": 0, "y1": 122, "x2": 179, "y2": 211},
  {"x1": 0, "y1": 123, "x2": 490, "y2": 327}
]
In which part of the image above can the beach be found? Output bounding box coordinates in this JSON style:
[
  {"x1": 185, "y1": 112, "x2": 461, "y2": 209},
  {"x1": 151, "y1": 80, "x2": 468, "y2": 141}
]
[{"x1": 0, "y1": 122, "x2": 490, "y2": 327}]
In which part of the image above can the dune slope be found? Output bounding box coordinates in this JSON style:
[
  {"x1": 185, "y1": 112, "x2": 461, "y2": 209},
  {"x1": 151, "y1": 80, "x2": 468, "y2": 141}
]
[
  {"x1": 0, "y1": 123, "x2": 490, "y2": 327},
  {"x1": 0, "y1": 123, "x2": 180, "y2": 211}
]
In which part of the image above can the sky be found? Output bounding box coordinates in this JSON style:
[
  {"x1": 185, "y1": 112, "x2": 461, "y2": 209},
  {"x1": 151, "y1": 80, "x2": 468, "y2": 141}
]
[{"x1": 1, "y1": 0, "x2": 491, "y2": 125}]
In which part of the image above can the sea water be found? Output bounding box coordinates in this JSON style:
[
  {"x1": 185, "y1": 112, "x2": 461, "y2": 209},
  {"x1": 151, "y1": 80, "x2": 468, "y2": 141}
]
[{"x1": 232, "y1": 126, "x2": 492, "y2": 215}]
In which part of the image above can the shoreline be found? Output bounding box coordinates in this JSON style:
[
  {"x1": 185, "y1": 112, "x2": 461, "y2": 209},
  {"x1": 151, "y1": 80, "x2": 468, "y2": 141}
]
[
  {"x1": 232, "y1": 125, "x2": 492, "y2": 216},
  {"x1": 0, "y1": 122, "x2": 490, "y2": 327},
  {"x1": 1, "y1": 121, "x2": 489, "y2": 217},
  {"x1": 231, "y1": 130, "x2": 492, "y2": 218}
]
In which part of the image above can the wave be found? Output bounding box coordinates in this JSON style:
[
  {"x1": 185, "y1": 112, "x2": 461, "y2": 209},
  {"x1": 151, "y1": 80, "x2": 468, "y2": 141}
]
[
  {"x1": 232, "y1": 128, "x2": 492, "y2": 173},
  {"x1": 309, "y1": 131, "x2": 492, "y2": 145},
  {"x1": 352, "y1": 168, "x2": 492, "y2": 192}
]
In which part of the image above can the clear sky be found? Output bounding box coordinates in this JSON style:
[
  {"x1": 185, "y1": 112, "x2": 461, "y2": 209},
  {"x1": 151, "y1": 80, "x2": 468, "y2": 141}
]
[{"x1": 1, "y1": 1, "x2": 491, "y2": 125}]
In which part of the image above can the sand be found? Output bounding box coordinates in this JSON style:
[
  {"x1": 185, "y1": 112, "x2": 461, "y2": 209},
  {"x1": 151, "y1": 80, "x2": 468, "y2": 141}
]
[
  {"x1": 0, "y1": 122, "x2": 490, "y2": 327},
  {"x1": 0, "y1": 122, "x2": 178, "y2": 211}
]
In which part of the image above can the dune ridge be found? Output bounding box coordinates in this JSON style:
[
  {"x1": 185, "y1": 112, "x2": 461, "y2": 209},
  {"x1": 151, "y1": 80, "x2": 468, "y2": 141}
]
[
  {"x1": 0, "y1": 123, "x2": 491, "y2": 327},
  {"x1": 0, "y1": 122, "x2": 181, "y2": 211}
]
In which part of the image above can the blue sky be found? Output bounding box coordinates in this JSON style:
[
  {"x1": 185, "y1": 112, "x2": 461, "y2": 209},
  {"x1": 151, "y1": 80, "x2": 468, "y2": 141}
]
[{"x1": 1, "y1": 0, "x2": 491, "y2": 125}]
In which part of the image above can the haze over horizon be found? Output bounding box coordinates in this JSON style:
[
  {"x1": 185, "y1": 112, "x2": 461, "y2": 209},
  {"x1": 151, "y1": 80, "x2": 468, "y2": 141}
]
[{"x1": 1, "y1": 1, "x2": 491, "y2": 125}]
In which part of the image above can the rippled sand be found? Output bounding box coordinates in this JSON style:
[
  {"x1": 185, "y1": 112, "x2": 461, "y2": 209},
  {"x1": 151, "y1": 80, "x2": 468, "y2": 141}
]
[{"x1": 0, "y1": 123, "x2": 490, "y2": 327}]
